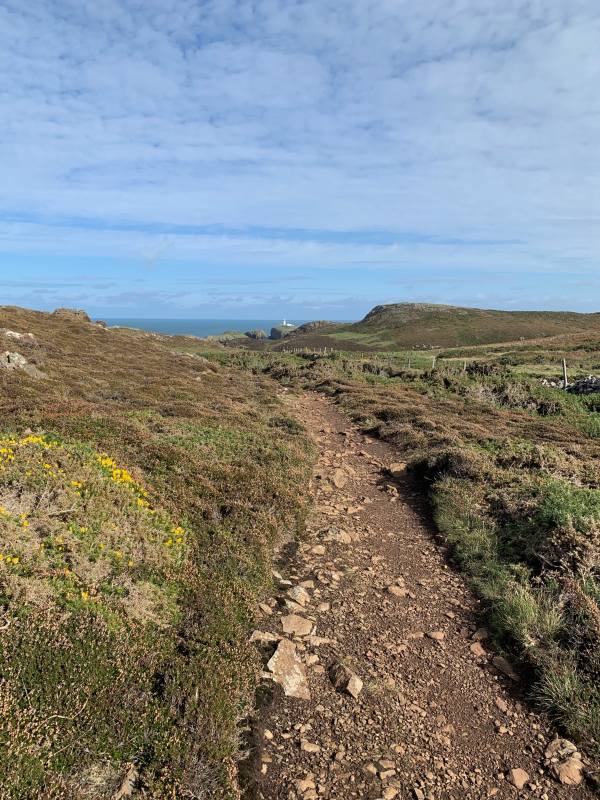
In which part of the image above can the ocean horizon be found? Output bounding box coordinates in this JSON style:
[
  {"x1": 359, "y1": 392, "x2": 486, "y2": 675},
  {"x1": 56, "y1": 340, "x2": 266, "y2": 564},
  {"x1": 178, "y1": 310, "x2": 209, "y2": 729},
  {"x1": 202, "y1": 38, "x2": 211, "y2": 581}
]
[{"x1": 104, "y1": 318, "x2": 312, "y2": 338}]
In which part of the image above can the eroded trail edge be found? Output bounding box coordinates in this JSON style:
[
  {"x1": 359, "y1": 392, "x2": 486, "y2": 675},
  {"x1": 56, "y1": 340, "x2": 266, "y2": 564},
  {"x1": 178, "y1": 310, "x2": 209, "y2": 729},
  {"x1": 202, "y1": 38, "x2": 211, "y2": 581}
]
[{"x1": 245, "y1": 392, "x2": 592, "y2": 800}]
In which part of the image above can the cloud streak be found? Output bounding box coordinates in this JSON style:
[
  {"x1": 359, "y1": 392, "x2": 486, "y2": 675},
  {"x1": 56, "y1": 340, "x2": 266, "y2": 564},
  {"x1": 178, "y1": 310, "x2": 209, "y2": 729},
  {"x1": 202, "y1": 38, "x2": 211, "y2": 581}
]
[{"x1": 1, "y1": 0, "x2": 600, "y2": 314}]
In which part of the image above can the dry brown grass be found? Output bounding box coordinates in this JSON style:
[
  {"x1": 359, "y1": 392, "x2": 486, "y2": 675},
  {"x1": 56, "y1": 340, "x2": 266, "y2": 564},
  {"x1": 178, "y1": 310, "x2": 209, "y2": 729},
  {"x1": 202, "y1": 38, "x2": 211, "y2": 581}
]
[{"x1": 0, "y1": 307, "x2": 312, "y2": 798}]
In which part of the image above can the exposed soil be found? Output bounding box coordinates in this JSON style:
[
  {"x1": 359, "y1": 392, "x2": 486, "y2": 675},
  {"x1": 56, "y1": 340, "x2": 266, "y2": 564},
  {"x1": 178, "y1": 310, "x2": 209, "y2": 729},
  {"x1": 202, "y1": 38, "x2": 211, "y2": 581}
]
[{"x1": 244, "y1": 391, "x2": 596, "y2": 800}]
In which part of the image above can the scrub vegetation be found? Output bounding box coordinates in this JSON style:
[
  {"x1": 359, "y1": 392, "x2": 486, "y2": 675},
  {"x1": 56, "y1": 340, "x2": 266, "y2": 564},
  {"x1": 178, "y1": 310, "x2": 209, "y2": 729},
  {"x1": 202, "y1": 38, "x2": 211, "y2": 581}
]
[
  {"x1": 0, "y1": 307, "x2": 312, "y2": 799},
  {"x1": 216, "y1": 303, "x2": 600, "y2": 353},
  {"x1": 207, "y1": 343, "x2": 600, "y2": 754}
]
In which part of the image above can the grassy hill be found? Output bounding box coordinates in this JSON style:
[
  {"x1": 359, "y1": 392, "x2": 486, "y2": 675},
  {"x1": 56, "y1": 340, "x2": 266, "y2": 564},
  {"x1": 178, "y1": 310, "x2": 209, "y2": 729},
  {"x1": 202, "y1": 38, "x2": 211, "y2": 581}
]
[
  {"x1": 277, "y1": 303, "x2": 600, "y2": 351},
  {"x1": 0, "y1": 306, "x2": 311, "y2": 798}
]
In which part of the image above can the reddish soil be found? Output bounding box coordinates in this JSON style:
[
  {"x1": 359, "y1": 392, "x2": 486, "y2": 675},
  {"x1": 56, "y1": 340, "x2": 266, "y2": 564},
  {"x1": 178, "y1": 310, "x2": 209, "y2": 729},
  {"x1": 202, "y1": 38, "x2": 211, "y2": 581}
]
[{"x1": 244, "y1": 392, "x2": 595, "y2": 800}]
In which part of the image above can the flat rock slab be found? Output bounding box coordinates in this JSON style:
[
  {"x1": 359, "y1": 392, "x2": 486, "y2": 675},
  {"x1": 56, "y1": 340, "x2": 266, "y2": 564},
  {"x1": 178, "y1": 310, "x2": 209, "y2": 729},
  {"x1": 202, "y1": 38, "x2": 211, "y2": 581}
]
[
  {"x1": 267, "y1": 638, "x2": 311, "y2": 700},
  {"x1": 281, "y1": 613, "x2": 314, "y2": 637}
]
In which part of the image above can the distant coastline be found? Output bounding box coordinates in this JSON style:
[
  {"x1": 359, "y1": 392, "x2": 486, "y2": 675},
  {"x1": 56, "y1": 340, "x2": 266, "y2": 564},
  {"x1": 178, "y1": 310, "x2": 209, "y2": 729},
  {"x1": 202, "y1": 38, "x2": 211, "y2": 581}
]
[{"x1": 104, "y1": 318, "x2": 311, "y2": 338}]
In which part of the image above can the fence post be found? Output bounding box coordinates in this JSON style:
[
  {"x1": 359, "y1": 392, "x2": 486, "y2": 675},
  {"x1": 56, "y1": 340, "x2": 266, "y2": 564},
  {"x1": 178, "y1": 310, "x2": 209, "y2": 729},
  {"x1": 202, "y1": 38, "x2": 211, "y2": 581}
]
[{"x1": 562, "y1": 359, "x2": 568, "y2": 390}]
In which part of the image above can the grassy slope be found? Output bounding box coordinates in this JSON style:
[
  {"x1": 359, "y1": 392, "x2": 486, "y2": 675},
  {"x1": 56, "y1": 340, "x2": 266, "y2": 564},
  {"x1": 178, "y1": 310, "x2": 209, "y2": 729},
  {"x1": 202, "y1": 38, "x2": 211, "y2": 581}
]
[
  {"x1": 273, "y1": 303, "x2": 600, "y2": 352},
  {"x1": 0, "y1": 308, "x2": 312, "y2": 799},
  {"x1": 210, "y1": 349, "x2": 600, "y2": 755}
]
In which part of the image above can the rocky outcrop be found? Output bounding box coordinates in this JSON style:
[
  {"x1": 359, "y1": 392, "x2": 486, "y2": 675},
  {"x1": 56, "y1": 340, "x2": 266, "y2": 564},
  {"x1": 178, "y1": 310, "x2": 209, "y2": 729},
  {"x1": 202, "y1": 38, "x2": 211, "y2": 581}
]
[
  {"x1": 0, "y1": 351, "x2": 46, "y2": 379},
  {"x1": 245, "y1": 329, "x2": 267, "y2": 340},
  {"x1": 52, "y1": 307, "x2": 91, "y2": 323},
  {"x1": 0, "y1": 329, "x2": 37, "y2": 344},
  {"x1": 270, "y1": 325, "x2": 297, "y2": 340}
]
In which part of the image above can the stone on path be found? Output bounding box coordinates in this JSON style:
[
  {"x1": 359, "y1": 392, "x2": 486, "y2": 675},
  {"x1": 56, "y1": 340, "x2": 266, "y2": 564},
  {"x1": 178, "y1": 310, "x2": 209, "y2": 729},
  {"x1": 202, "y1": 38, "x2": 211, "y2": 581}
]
[
  {"x1": 492, "y1": 655, "x2": 518, "y2": 681},
  {"x1": 328, "y1": 661, "x2": 363, "y2": 699},
  {"x1": 470, "y1": 642, "x2": 486, "y2": 658},
  {"x1": 494, "y1": 696, "x2": 509, "y2": 714},
  {"x1": 508, "y1": 768, "x2": 529, "y2": 790},
  {"x1": 387, "y1": 462, "x2": 407, "y2": 478},
  {"x1": 545, "y1": 739, "x2": 584, "y2": 786},
  {"x1": 287, "y1": 585, "x2": 311, "y2": 606},
  {"x1": 331, "y1": 468, "x2": 348, "y2": 488},
  {"x1": 427, "y1": 630, "x2": 445, "y2": 641},
  {"x1": 266, "y1": 638, "x2": 311, "y2": 700},
  {"x1": 300, "y1": 739, "x2": 320, "y2": 753},
  {"x1": 281, "y1": 614, "x2": 314, "y2": 637},
  {"x1": 250, "y1": 630, "x2": 279, "y2": 644}
]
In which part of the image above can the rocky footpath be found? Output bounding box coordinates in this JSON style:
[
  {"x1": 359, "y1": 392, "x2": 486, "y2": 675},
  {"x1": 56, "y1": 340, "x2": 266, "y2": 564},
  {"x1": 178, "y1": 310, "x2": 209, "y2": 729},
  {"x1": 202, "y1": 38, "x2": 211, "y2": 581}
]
[{"x1": 243, "y1": 392, "x2": 595, "y2": 800}]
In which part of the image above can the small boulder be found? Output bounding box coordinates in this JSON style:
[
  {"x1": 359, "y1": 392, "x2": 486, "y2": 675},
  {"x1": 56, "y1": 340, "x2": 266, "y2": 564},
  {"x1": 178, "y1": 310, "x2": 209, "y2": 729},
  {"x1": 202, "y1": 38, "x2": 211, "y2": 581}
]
[
  {"x1": 388, "y1": 462, "x2": 407, "y2": 478},
  {"x1": 250, "y1": 630, "x2": 279, "y2": 644},
  {"x1": 0, "y1": 329, "x2": 37, "y2": 344},
  {"x1": 287, "y1": 585, "x2": 311, "y2": 607},
  {"x1": 331, "y1": 468, "x2": 348, "y2": 488},
  {"x1": 328, "y1": 662, "x2": 363, "y2": 699},
  {"x1": 300, "y1": 739, "x2": 320, "y2": 753},
  {"x1": 470, "y1": 642, "x2": 486, "y2": 658},
  {"x1": 0, "y1": 351, "x2": 46, "y2": 379},
  {"x1": 545, "y1": 739, "x2": 584, "y2": 786},
  {"x1": 508, "y1": 768, "x2": 529, "y2": 790},
  {"x1": 427, "y1": 630, "x2": 445, "y2": 642},
  {"x1": 387, "y1": 585, "x2": 408, "y2": 598},
  {"x1": 281, "y1": 614, "x2": 314, "y2": 637},
  {"x1": 494, "y1": 696, "x2": 509, "y2": 714},
  {"x1": 266, "y1": 638, "x2": 311, "y2": 700}
]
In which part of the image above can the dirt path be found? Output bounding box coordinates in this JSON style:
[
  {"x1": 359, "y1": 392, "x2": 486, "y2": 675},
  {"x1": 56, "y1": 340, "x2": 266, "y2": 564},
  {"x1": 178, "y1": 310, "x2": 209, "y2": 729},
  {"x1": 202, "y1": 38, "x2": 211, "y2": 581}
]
[{"x1": 245, "y1": 392, "x2": 594, "y2": 800}]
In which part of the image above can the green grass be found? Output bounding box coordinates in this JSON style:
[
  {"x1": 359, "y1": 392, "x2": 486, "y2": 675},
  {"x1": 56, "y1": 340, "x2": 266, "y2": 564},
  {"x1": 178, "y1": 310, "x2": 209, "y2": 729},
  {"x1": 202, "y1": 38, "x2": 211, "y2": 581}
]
[{"x1": 271, "y1": 303, "x2": 600, "y2": 352}]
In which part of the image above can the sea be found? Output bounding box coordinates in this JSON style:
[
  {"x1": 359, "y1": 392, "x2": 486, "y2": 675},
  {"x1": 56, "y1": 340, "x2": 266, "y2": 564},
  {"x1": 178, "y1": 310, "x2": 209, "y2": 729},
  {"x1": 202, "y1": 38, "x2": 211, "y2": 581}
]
[{"x1": 104, "y1": 319, "x2": 309, "y2": 338}]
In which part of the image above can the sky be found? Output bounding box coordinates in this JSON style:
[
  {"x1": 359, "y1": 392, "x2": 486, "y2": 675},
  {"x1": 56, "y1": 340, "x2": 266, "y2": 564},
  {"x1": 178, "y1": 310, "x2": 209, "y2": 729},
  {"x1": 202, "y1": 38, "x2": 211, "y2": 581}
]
[{"x1": 1, "y1": 0, "x2": 600, "y2": 319}]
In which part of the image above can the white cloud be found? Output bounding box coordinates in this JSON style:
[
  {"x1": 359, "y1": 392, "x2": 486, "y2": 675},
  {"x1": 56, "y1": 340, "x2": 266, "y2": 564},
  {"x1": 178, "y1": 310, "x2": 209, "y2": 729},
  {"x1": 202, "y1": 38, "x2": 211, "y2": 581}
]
[{"x1": 1, "y1": 0, "x2": 600, "y2": 278}]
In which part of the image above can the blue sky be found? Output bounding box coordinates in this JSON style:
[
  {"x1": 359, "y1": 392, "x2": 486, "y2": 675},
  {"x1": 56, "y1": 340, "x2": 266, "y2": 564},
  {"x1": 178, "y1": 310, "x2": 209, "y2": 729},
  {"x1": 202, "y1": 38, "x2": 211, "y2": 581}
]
[{"x1": 1, "y1": 0, "x2": 600, "y2": 319}]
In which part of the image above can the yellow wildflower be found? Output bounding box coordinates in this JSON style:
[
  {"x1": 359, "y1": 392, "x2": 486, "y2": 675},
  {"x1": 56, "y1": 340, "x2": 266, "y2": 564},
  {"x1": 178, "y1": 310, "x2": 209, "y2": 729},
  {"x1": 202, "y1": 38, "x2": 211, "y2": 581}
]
[{"x1": 80, "y1": 590, "x2": 89, "y2": 602}]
